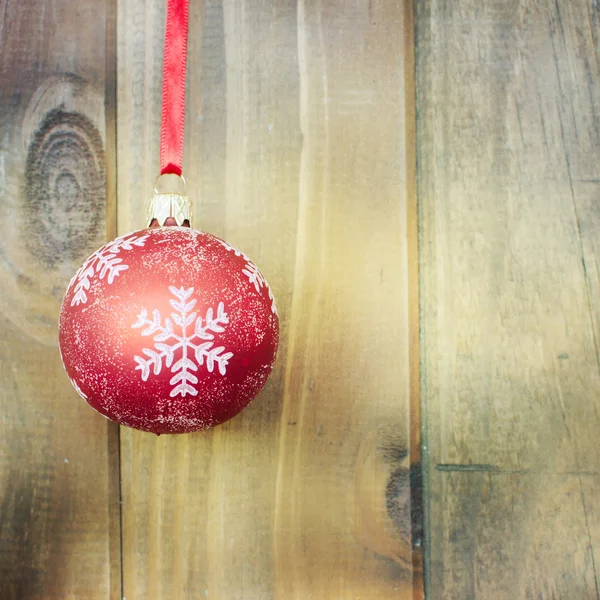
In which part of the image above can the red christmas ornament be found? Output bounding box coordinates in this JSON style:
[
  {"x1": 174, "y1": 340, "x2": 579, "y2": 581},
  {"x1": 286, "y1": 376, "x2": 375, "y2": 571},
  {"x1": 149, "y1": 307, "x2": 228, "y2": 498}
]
[
  {"x1": 59, "y1": 225, "x2": 278, "y2": 434},
  {"x1": 59, "y1": 0, "x2": 278, "y2": 433}
]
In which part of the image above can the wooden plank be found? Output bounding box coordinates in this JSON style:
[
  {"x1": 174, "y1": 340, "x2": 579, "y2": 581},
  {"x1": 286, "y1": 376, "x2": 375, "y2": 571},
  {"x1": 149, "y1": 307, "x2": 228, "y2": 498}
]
[
  {"x1": 417, "y1": 0, "x2": 600, "y2": 597},
  {"x1": 0, "y1": 0, "x2": 119, "y2": 599},
  {"x1": 118, "y1": 0, "x2": 419, "y2": 598},
  {"x1": 432, "y1": 473, "x2": 599, "y2": 598},
  {"x1": 582, "y1": 476, "x2": 600, "y2": 595}
]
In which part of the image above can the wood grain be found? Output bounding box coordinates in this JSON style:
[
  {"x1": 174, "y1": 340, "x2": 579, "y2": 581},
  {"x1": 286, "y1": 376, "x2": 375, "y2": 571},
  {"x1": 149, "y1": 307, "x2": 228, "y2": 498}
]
[
  {"x1": 434, "y1": 473, "x2": 598, "y2": 598},
  {"x1": 0, "y1": 0, "x2": 119, "y2": 598},
  {"x1": 117, "y1": 0, "x2": 419, "y2": 598},
  {"x1": 418, "y1": 0, "x2": 600, "y2": 597}
]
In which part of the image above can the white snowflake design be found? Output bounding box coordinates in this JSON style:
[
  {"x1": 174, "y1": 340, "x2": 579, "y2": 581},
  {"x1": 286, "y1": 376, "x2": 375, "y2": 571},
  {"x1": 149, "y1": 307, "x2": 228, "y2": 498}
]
[
  {"x1": 70, "y1": 232, "x2": 149, "y2": 306},
  {"x1": 132, "y1": 286, "x2": 233, "y2": 397},
  {"x1": 216, "y1": 239, "x2": 277, "y2": 314}
]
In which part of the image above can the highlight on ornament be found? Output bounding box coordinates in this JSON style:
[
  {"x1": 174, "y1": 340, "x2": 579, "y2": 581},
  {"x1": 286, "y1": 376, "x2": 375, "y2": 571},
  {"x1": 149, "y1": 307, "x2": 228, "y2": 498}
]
[{"x1": 58, "y1": 185, "x2": 279, "y2": 435}]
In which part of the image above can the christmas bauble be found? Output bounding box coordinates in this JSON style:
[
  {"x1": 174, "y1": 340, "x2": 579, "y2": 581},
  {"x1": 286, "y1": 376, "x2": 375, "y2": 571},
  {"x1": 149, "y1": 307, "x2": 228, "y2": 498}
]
[{"x1": 59, "y1": 226, "x2": 279, "y2": 434}]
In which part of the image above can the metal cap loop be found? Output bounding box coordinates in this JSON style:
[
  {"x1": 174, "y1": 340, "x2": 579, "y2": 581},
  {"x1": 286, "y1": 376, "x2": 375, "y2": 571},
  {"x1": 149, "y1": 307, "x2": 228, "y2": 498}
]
[{"x1": 154, "y1": 172, "x2": 187, "y2": 195}]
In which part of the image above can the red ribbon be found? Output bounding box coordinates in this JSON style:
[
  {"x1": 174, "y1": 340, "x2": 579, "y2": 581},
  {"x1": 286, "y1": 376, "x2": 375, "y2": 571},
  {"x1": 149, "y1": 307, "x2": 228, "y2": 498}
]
[{"x1": 160, "y1": 0, "x2": 189, "y2": 176}]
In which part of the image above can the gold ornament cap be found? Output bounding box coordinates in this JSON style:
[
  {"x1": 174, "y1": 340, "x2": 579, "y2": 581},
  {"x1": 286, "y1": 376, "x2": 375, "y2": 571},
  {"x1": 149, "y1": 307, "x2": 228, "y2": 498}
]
[
  {"x1": 147, "y1": 192, "x2": 192, "y2": 227},
  {"x1": 147, "y1": 173, "x2": 191, "y2": 227}
]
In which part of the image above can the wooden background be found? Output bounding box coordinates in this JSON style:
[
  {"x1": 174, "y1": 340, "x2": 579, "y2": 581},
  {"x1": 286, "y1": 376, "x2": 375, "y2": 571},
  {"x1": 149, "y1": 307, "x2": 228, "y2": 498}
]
[
  {"x1": 0, "y1": 0, "x2": 598, "y2": 599},
  {"x1": 419, "y1": 1, "x2": 600, "y2": 598}
]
